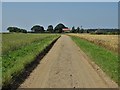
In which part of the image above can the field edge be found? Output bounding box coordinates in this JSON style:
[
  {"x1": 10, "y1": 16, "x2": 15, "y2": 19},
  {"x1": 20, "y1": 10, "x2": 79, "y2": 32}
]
[
  {"x1": 2, "y1": 35, "x2": 61, "y2": 89},
  {"x1": 69, "y1": 35, "x2": 118, "y2": 86}
]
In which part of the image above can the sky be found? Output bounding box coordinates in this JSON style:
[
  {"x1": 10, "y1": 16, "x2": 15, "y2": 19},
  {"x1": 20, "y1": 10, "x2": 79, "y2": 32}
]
[
  {"x1": 1, "y1": 0, "x2": 120, "y2": 2},
  {"x1": 2, "y1": 2, "x2": 118, "y2": 32},
  {"x1": 0, "y1": 2, "x2": 2, "y2": 32}
]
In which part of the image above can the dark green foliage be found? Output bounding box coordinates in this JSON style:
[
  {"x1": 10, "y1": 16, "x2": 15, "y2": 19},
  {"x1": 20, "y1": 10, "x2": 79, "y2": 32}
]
[
  {"x1": 88, "y1": 29, "x2": 119, "y2": 35},
  {"x1": 71, "y1": 26, "x2": 76, "y2": 33},
  {"x1": 20, "y1": 29, "x2": 27, "y2": 33},
  {"x1": 54, "y1": 23, "x2": 66, "y2": 33},
  {"x1": 31, "y1": 25, "x2": 45, "y2": 33},
  {"x1": 71, "y1": 26, "x2": 84, "y2": 33},
  {"x1": 7, "y1": 27, "x2": 27, "y2": 33},
  {"x1": 76, "y1": 27, "x2": 80, "y2": 33},
  {"x1": 47, "y1": 25, "x2": 54, "y2": 33},
  {"x1": 86, "y1": 30, "x2": 89, "y2": 33},
  {"x1": 7, "y1": 27, "x2": 18, "y2": 32},
  {"x1": 80, "y1": 26, "x2": 84, "y2": 33},
  {"x1": 80, "y1": 29, "x2": 84, "y2": 33}
]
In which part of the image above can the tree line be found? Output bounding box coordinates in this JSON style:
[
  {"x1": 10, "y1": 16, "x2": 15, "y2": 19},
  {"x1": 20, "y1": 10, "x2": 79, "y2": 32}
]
[
  {"x1": 7, "y1": 23, "x2": 67, "y2": 33},
  {"x1": 7, "y1": 27, "x2": 27, "y2": 33},
  {"x1": 7, "y1": 23, "x2": 119, "y2": 34},
  {"x1": 71, "y1": 26, "x2": 85, "y2": 33}
]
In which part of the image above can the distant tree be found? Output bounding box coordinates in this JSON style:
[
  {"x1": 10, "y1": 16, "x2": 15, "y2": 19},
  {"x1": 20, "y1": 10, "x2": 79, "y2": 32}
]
[
  {"x1": 54, "y1": 23, "x2": 66, "y2": 33},
  {"x1": 71, "y1": 26, "x2": 76, "y2": 33},
  {"x1": 40, "y1": 26, "x2": 44, "y2": 33},
  {"x1": 76, "y1": 27, "x2": 80, "y2": 33},
  {"x1": 80, "y1": 29, "x2": 84, "y2": 33},
  {"x1": 86, "y1": 30, "x2": 89, "y2": 33},
  {"x1": 47, "y1": 25, "x2": 53, "y2": 33},
  {"x1": 7, "y1": 27, "x2": 19, "y2": 32},
  {"x1": 20, "y1": 29, "x2": 27, "y2": 33},
  {"x1": 7, "y1": 27, "x2": 27, "y2": 33},
  {"x1": 31, "y1": 25, "x2": 45, "y2": 33},
  {"x1": 79, "y1": 26, "x2": 84, "y2": 33}
]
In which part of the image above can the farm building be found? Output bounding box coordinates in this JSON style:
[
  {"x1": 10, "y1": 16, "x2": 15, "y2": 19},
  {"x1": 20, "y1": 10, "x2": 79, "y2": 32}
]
[{"x1": 62, "y1": 28, "x2": 70, "y2": 33}]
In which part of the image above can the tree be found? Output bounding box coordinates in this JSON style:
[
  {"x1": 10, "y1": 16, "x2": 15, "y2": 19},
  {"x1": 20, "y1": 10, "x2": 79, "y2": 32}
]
[
  {"x1": 80, "y1": 26, "x2": 84, "y2": 33},
  {"x1": 86, "y1": 30, "x2": 89, "y2": 33},
  {"x1": 40, "y1": 26, "x2": 44, "y2": 33},
  {"x1": 76, "y1": 27, "x2": 80, "y2": 33},
  {"x1": 47, "y1": 25, "x2": 53, "y2": 33},
  {"x1": 31, "y1": 25, "x2": 45, "y2": 33},
  {"x1": 7, "y1": 27, "x2": 27, "y2": 33},
  {"x1": 54, "y1": 23, "x2": 66, "y2": 33},
  {"x1": 79, "y1": 29, "x2": 84, "y2": 33},
  {"x1": 7, "y1": 27, "x2": 19, "y2": 32},
  {"x1": 20, "y1": 29, "x2": 27, "y2": 33},
  {"x1": 71, "y1": 26, "x2": 76, "y2": 33}
]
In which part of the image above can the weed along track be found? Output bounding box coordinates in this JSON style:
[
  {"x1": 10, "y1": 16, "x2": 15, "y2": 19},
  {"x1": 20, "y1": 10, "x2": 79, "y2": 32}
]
[
  {"x1": 20, "y1": 35, "x2": 117, "y2": 88},
  {"x1": 2, "y1": 34, "x2": 60, "y2": 89}
]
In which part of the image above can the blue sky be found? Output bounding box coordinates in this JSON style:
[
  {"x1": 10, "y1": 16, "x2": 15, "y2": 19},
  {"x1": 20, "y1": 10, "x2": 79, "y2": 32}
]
[
  {"x1": 0, "y1": 2, "x2": 2, "y2": 32},
  {"x1": 1, "y1": 0, "x2": 120, "y2": 2},
  {"x1": 2, "y1": 2, "x2": 118, "y2": 32}
]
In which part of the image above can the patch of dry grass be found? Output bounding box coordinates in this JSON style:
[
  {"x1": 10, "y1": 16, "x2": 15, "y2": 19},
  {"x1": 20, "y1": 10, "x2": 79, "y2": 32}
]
[{"x1": 69, "y1": 34, "x2": 118, "y2": 53}]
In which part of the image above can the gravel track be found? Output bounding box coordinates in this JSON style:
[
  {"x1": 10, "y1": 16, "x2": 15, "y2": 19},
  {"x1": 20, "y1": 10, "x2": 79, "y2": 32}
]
[{"x1": 20, "y1": 35, "x2": 118, "y2": 88}]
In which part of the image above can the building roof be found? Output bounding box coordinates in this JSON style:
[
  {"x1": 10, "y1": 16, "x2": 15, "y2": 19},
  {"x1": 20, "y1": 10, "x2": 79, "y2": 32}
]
[{"x1": 62, "y1": 28, "x2": 70, "y2": 31}]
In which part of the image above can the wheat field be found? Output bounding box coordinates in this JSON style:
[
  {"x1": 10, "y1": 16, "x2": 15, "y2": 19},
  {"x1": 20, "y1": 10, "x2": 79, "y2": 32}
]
[{"x1": 69, "y1": 34, "x2": 118, "y2": 53}]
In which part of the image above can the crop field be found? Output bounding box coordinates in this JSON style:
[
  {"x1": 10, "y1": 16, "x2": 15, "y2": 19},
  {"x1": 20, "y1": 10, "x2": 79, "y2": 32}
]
[
  {"x1": 2, "y1": 33, "x2": 56, "y2": 54},
  {"x1": 2, "y1": 33, "x2": 119, "y2": 88},
  {"x1": 69, "y1": 35, "x2": 119, "y2": 84},
  {"x1": 2, "y1": 33, "x2": 60, "y2": 86},
  {"x1": 69, "y1": 34, "x2": 118, "y2": 53}
]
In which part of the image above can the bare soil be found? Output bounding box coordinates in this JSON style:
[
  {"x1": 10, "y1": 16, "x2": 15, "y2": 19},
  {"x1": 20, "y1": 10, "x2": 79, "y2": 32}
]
[{"x1": 19, "y1": 35, "x2": 118, "y2": 88}]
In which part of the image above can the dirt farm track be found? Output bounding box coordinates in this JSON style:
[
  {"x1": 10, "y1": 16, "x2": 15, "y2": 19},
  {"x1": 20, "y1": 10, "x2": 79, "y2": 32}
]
[{"x1": 20, "y1": 35, "x2": 118, "y2": 88}]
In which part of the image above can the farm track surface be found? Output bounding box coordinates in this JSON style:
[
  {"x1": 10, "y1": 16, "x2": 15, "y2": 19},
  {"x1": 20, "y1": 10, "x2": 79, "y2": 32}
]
[{"x1": 20, "y1": 35, "x2": 118, "y2": 88}]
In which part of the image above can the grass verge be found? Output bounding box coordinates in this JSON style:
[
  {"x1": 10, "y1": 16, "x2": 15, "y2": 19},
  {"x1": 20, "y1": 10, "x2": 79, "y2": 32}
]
[
  {"x1": 2, "y1": 34, "x2": 60, "y2": 88},
  {"x1": 70, "y1": 35, "x2": 118, "y2": 84},
  {"x1": 2, "y1": 33, "x2": 54, "y2": 54}
]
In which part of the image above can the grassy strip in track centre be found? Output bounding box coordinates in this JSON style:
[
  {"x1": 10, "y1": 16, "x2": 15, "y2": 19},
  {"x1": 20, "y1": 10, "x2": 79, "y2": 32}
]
[
  {"x1": 2, "y1": 34, "x2": 60, "y2": 87},
  {"x1": 70, "y1": 35, "x2": 119, "y2": 84}
]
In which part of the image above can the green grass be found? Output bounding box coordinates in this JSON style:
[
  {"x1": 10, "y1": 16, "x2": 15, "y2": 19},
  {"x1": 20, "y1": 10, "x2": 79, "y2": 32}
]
[
  {"x1": 2, "y1": 33, "x2": 55, "y2": 54},
  {"x1": 70, "y1": 35, "x2": 118, "y2": 84},
  {"x1": 2, "y1": 33, "x2": 60, "y2": 86}
]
